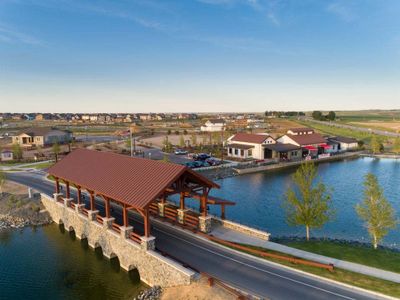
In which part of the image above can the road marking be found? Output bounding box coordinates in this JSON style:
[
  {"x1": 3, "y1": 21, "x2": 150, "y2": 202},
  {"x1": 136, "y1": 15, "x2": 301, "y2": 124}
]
[{"x1": 158, "y1": 227, "x2": 356, "y2": 300}]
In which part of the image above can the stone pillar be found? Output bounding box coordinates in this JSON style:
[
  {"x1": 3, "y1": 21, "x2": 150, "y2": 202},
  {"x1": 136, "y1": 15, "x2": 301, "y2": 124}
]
[
  {"x1": 140, "y1": 236, "x2": 156, "y2": 251},
  {"x1": 199, "y1": 216, "x2": 212, "y2": 233},
  {"x1": 64, "y1": 198, "x2": 73, "y2": 207},
  {"x1": 75, "y1": 204, "x2": 86, "y2": 214},
  {"x1": 53, "y1": 193, "x2": 62, "y2": 202},
  {"x1": 157, "y1": 202, "x2": 166, "y2": 217},
  {"x1": 177, "y1": 209, "x2": 188, "y2": 224},
  {"x1": 120, "y1": 226, "x2": 133, "y2": 239},
  {"x1": 87, "y1": 210, "x2": 99, "y2": 221},
  {"x1": 103, "y1": 217, "x2": 115, "y2": 230}
]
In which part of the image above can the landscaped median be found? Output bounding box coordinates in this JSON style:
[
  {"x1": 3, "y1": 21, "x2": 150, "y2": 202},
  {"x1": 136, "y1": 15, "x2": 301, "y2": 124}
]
[{"x1": 209, "y1": 237, "x2": 400, "y2": 298}]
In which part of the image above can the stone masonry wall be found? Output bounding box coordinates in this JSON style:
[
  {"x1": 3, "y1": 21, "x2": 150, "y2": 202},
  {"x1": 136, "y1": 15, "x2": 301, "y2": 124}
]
[
  {"x1": 41, "y1": 193, "x2": 195, "y2": 287},
  {"x1": 212, "y1": 217, "x2": 270, "y2": 240}
]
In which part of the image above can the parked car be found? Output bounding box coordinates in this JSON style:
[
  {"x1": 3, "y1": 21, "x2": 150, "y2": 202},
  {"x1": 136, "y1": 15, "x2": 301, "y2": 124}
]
[
  {"x1": 174, "y1": 149, "x2": 188, "y2": 155},
  {"x1": 193, "y1": 153, "x2": 211, "y2": 161},
  {"x1": 206, "y1": 158, "x2": 221, "y2": 166}
]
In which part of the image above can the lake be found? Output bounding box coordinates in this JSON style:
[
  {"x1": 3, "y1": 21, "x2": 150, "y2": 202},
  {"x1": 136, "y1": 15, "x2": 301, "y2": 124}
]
[
  {"x1": 208, "y1": 157, "x2": 400, "y2": 248},
  {"x1": 0, "y1": 225, "x2": 146, "y2": 300}
]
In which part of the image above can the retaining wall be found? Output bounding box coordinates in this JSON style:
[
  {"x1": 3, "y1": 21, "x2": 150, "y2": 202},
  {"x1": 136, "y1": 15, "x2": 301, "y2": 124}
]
[
  {"x1": 41, "y1": 193, "x2": 195, "y2": 287},
  {"x1": 212, "y1": 217, "x2": 270, "y2": 240}
]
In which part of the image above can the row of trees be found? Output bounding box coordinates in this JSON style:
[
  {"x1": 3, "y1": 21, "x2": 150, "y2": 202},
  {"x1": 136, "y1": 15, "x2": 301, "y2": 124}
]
[
  {"x1": 311, "y1": 111, "x2": 336, "y2": 121},
  {"x1": 285, "y1": 162, "x2": 398, "y2": 249},
  {"x1": 265, "y1": 111, "x2": 306, "y2": 117}
]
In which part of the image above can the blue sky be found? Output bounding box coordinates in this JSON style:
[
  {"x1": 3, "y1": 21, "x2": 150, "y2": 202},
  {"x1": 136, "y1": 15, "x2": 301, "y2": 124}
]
[{"x1": 0, "y1": 0, "x2": 399, "y2": 113}]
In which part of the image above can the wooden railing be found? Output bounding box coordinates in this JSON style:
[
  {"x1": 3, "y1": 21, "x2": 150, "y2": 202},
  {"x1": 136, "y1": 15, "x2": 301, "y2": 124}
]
[
  {"x1": 202, "y1": 272, "x2": 247, "y2": 300},
  {"x1": 70, "y1": 202, "x2": 76, "y2": 209},
  {"x1": 129, "y1": 231, "x2": 142, "y2": 244},
  {"x1": 184, "y1": 214, "x2": 199, "y2": 230},
  {"x1": 111, "y1": 222, "x2": 121, "y2": 233},
  {"x1": 149, "y1": 203, "x2": 159, "y2": 215},
  {"x1": 81, "y1": 207, "x2": 88, "y2": 216},
  {"x1": 205, "y1": 235, "x2": 334, "y2": 272},
  {"x1": 96, "y1": 214, "x2": 103, "y2": 225},
  {"x1": 164, "y1": 207, "x2": 178, "y2": 223}
]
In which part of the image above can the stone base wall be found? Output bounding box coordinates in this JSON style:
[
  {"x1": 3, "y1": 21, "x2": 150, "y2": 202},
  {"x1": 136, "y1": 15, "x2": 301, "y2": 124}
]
[
  {"x1": 212, "y1": 217, "x2": 270, "y2": 240},
  {"x1": 41, "y1": 193, "x2": 195, "y2": 287}
]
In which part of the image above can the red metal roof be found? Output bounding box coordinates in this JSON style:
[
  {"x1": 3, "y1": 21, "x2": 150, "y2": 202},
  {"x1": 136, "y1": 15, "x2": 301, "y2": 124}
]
[
  {"x1": 230, "y1": 133, "x2": 273, "y2": 144},
  {"x1": 286, "y1": 133, "x2": 326, "y2": 146},
  {"x1": 48, "y1": 148, "x2": 218, "y2": 209}
]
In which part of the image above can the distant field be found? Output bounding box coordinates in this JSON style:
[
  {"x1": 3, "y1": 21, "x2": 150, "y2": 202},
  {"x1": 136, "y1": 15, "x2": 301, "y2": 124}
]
[{"x1": 350, "y1": 121, "x2": 400, "y2": 133}]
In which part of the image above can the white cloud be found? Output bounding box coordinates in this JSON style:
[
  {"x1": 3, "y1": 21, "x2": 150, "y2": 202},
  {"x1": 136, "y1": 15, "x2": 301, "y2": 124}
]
[
  {"x1": 327, "y1": 1, "x2": 357, "y2": 22},
  {"x1": 0, "y1": 24, "x2": 43, "y2": 45}
]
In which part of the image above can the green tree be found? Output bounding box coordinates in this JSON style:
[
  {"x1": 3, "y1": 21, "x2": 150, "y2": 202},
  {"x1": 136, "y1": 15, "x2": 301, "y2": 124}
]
[
  {"x1": 12, "y1": 143, "x2": 23, "y2": 160},
  {"x1": 370, "y1": 136, "x2": 383, "y2": 154},
  {"x1": 284, "y1": 162, "x2": 334, "y2": 241},
  {"x1": 0, "y1": 169, "x2": 6, "y2": 196},
  {"x1": 312, "y1": 111, "x2": 323, "y2": 121},
  {"x1": 356, "y1": 173, "x2": 398, "y2": 249},
  {"x1": 326, "y1": 111, "x2": 336, "y2": 121},
  {"x1": 52, "y1": 142, "x2": 61, "y2": 162},
  {"x1": 190, "y1": 134, "x2": 197, "y2": 146},
  {"x1": 167, "y1": 129, "x2": 172, "y2": 135},
  {"x1": 179, "y1": 135, "x2": 185, "y2": 148},
  {"x1": 162, "y1": 154, "x2": 170, "y2": 163},
  {"x1": 392, "y1": 137, "x2": 400, "y2": 155},
  {"x1": 162, "y1": 136, "x2": 173, "y2": 152}
]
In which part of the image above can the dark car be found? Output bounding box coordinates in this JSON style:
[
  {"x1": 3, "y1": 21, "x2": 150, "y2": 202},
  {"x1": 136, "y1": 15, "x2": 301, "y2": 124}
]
[
  {"x1": 193, "y1": 153, "x2": 211, "y2": 161},
  {"x1": 206, "y1": 158, "x2": 221, "y2": 166}
]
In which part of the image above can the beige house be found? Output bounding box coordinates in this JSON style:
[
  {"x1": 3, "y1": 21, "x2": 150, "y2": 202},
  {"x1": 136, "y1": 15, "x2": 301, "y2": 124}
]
[
  {"x1": 1, "y1": 150, "x2": 13, "y2": 161},
  {"x1": 227, "y1": 133, "x2": 276, "y2": 160},
  {"x1": 12, "y1": 128, "x2": 72, "y2": 147}
]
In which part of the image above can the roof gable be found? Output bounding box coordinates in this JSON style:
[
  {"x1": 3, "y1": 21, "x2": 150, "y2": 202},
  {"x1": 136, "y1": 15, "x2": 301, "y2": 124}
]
[{"x1": 231, "y1": 133, "x2": 273, "y2": 144}]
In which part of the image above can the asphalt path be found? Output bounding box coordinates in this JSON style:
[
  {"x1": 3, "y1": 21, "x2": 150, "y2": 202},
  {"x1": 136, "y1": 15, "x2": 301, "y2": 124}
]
[{"x1": 6, "y1": 171, "x2": 386, "y2": 300}]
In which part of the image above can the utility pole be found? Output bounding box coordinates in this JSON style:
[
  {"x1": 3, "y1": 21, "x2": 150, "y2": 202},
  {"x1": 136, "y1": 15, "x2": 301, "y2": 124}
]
[
  {"x1": 221, "y1": 125, "x2": 225, "y2": 163},
  {"x1": 130, "y1": 128, "x2": 133, "y2": 157}
]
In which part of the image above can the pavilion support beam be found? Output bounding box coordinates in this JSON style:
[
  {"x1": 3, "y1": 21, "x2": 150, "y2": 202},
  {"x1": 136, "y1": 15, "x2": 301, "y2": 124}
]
[
  {"x1": 66, "y1": 181, "x2": 70, "y2": 199},
  {"x1": 123, "y1": 204, "x2": 128, "y2": 227},
  {"x1": 105, "y1": 198, "x2": 110, "y2": 218},
  {"x1": 180, "y1": 192, "x2": 185, "y2": 210},
  {"x1": 89, "y1": 192, "x2": 95, "y2": 211},
  {"x1": 144, "y1": 207, "x2": 150, "y2": 237},
  {"x1": 77, "y1": 188, "x2": 82, "y2": 205},
  {"x1": 221, "y1": 204, "x2": 226, "y2": 220},
  {"x1": 55, "y1": 178, "x2": 60, "y2": 194}
]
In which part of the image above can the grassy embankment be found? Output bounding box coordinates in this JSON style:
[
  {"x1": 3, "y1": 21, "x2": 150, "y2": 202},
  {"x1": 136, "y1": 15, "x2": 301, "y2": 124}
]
[{"x1": 219, "y1": 240, "x2": 400, "y2": 297}]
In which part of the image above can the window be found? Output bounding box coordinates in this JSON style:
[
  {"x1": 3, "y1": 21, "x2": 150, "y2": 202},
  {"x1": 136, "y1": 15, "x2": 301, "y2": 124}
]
[
  {"x1": 229, "y1": 148, "x2": 232, "y2": 154},
  {"x1": 241, "y1": 149, "x2": 244, "y2": 156},
  {"x1": 234, "y1": 149, "x2": 238, "y2": 155},
  {"x1": 248, "y1": 149, "x2": 252, "y2": 156}
]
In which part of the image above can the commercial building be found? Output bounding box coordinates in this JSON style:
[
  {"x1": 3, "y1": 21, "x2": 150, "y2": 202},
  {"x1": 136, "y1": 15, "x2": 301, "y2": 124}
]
[{"x1": 11, "y1": 128, "x2": 72, "y2": 147}]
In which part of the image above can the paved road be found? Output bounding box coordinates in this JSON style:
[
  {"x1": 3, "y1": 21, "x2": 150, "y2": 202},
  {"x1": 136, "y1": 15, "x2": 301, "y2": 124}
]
[
  {"x1": 7, "y1": 171, "x2": 387, "y2": 300},
  {"x1": 306, "y1": 119, "x2": 400, "y2": 138}
]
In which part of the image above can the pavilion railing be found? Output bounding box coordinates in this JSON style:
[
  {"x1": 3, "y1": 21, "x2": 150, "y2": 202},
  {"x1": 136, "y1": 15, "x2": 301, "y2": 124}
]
[
  {"x1": 70, "y1": 202, "x2": 76, "y2": 209},
  {"x1": 96, "y1": 214, "x2": 103, "y2": 225},
  {"x1": 164, "y1": 206, "x2": 178, "y2": 223},
  {"x1": 184, "y1": 213, "x2": 199, "y2": 230},
  {"x1": 81, "y1": 207, "x2": 88, "y2": 217},
  {"x1": 129, "y1": 231, "x2": 142, "y2": 244},
  {"x1": 111, "y1": 222, "x2": 121, "y2": 233},
  {"x1": 149, "y1": 203, "x2": 159, "y2": 215}
]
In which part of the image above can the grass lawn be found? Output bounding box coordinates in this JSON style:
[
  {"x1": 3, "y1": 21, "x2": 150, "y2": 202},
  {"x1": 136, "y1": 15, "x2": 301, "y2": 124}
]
[
  {"x1": 283, "y1": 240, "x2": 400, "y2": 274},
  {"x1": 218, "y1": 241, "x2": 400, "y2": 298},
  {"x1": 21, "y1": 161, "x2": 54, "y2": 169}
]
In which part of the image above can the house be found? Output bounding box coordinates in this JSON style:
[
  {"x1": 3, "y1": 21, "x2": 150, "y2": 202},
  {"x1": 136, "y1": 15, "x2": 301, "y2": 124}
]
[
  {"x1": 0, "y1": 150, "x2": 13, "y2": 161},
  {"x1": 201, "y1": 119, "x2": 226, "y2": 132},
  {"x1": 11, "y1": 128, "x2": 72, "y2": 147},
  {"x1": 327, "y1": 136, "x2": 358, "y2": 151},
  {"x1": 226, "y1": 133, "x2": 276, "y2": 160},
  {"x1": 277, "y1": 128, "x2": 329, "y2": 158}
]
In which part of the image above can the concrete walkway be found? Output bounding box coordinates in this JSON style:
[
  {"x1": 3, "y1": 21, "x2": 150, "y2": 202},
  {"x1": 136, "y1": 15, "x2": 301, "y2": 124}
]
[{"x1": 211, "y1": 225, "x2": 400, "y2": 283}]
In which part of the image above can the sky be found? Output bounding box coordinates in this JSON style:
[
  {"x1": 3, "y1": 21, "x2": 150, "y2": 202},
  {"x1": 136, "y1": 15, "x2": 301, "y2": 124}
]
[{"x1": 0, "y1": 0, "x2": 399, "y2": 113}]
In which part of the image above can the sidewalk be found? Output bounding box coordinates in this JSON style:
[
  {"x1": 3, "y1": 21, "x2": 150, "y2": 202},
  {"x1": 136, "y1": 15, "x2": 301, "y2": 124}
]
[{"x1": 211, "y1": 225, "x2": 400, "y2": 283}]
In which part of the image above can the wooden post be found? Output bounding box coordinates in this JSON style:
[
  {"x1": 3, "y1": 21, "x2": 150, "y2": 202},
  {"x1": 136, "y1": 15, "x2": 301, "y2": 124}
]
[
  {"x1": 123, "y1": 204, "x2": 128, "y2": 227},
  {"x1": 55, "y1": 179, "x2": 60, "y2": 194},
  {"x1": 144, "y1": 207, "x2": 150, "y2": 237},
  {"x1": 161, "y1": 195, "x2": 166, "y2": 204},
  {"x1": 201, "y1": 187, "x2": 208, "y2": 217},
  {"x1": 221, "y1": 204, "x2": 226, "y2": 220},
  {"x1": 77, "y1": 188, "x2": 81, "y2": 205},
  {"x1": 90, "y1": 192, "x2": 95, "y2": 211},
  {"x1": 180, "y1": 192, "x2": 185, "y2": 210},
  {"x1": 105, "y1": 198, "x2": 110, "y2": 218},
  {"x1": 66, "y1": 181, "x2": 70, "y2": 199}
]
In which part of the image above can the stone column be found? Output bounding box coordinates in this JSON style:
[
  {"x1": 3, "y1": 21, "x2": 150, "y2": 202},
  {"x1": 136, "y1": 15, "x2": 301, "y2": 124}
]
[
  {"x1": 177, "y1": 209, "x2": 188, "y2": 224},
  {"x1": 120, "y1": 226, "x2": 133, "y2": 239},
  {"x1": 75, "y1": 204, "x2": 86, "y2": 214},
  {"x1": 53, "y1": 193, "x2": 62, "y2": 202},
  {"x1": 140, "y1": 236, "x2": 156, "y2": 251},
  {"x1": 199, "y1": 215, "x2": 212, "y2": 233},
  {"x1": 64, "y1": 198, "x2": 73, "y2": 207},
  {"x1": 103, "y1": 217, "x2": 115, "y2": 230},
  {"x1": 87, "y1": 210, "x2": 99, "y2": 221},
  {"x1": 157, "y1": 202, "x2": 166, "y2": 217}
]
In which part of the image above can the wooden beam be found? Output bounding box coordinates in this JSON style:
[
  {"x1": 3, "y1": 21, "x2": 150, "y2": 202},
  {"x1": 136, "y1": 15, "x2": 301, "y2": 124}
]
[
  {"x1": 144, "y1": 207, "x2": 150, "y2": 237},
  {"x1": 66, "y1": 181, "x2": 70, "y2": 199},
  {"x1": 180, "y1": 192, "x2": 185, "y2": 210},
  {"x1": 89, "y1": 192, "x2": 95, "y2": 211},
  {"x1": 77, "y1": 188, "x2": 81, "y2": 205},
  {"x1": 55, "y1": 179, "x2": 60, "y2": 194},
  {"x1": 105, "y1": 198, "x2": 110, "y2": 218},
  {"x1": 221, "y1": 204, "x2": 226, "y2": 220},
  {"x1": 123, "y1": 204, "x2": 128, "y2": 227}
]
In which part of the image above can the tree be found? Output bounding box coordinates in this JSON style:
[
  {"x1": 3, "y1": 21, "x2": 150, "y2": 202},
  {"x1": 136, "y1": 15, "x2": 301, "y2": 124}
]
[
  {"x1": 326, "y1": 111, "x2": 336, "y2": 121},
  {"x1": 167, "y1": 129, "x2": 172, "y2": 135},
  {"x1": 312, "y1": 111, "x2": 323, "y2": 121},
  {"x1": 179, "y1": 135, "x2": 185, "y2": 148},
  {"x1": 162, "y1": 154, "x2": 170, "y2": 163},
  {"x1": 0, "y1": 169, "x2": 5, "y2": 196},
  {"x1": 392, "y1": 137, "x2": 400, "y2": 155},
  {"x1": 284, "y1": 161, "x2": 334, "y2": 241},
  {"x1": 162, "y1": 136, "x2": 172, "y2": 152},
  {"x1": 52, "y1": 142, "x2": 61, "y2": 162},
  {"x1": 370, "y1": 136, "x2": 383, "y2": 154},
  {"x1": 12, "y1": 143, "x2": 23, "y2": 160},
  {"x1": 190, "y1": 134, "x2": 197, "y2": 146},
  {"x1": 356, "y1": 173, "x2": 398, "y2": 249}
]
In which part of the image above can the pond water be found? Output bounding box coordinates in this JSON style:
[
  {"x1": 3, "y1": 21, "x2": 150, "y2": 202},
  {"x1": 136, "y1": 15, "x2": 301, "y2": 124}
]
[
  {"x1": 0, "y1": 225, "x2": 146, "y2": 300},
  {"x1": 192, "y1": 157, "x2": 400, "y2": 248}
]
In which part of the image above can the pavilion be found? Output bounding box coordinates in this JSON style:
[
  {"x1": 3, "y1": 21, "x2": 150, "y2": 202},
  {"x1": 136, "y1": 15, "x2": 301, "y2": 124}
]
[{"x1": 47, "y1": 148, "x2": 234, "y2": 243}]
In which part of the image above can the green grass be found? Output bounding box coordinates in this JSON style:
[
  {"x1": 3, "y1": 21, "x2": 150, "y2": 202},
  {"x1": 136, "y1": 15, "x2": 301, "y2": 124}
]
[
  {"x1": 217, "y1": 241, "x2": 400, "y2": 298},
  {"x1": 283, "y1": 240, "x2": 400, "y2": 274}
]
